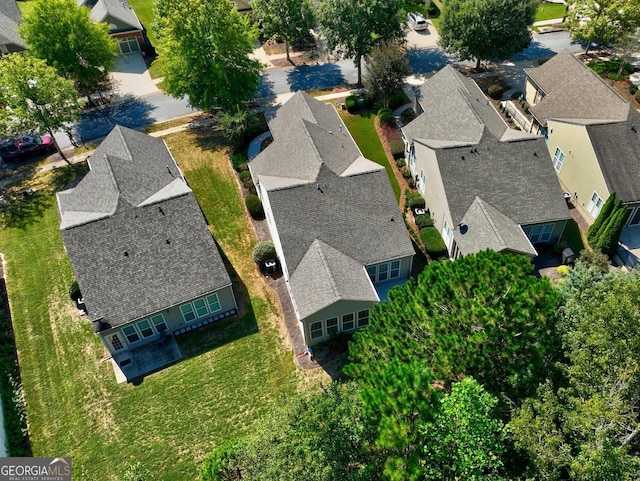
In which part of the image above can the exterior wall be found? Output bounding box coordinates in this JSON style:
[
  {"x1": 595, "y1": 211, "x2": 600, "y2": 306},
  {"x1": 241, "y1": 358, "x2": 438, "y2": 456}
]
[
  {"x1": 302, "y1": 299, "x2": 376, "y2": 347},
  {"x1": 255, "y1": 182, "x2": 291, "y2": 280},
  {"x1": 233, "y1": 0, "x2": 253, "y2": 12},
  {"x1": 522, "y1": 219, "x2": 567, "y2": 245},
  {"x1": 111, "y1": 31, "x2": 144, "y2": 54},
  {"x1": 366, "y1": 255, "x2": 412, "y2": 283},
  {"x1": 105, "y1": 15, "x2": 140, "y2": 32},
  {"x1": 99, "y1": 284, "x2": 236, "y2": 354},
  {"x1": 546, "y1": 120, "x2": 610, "y2": 223},
  {"x1": 0, "y1": 43, "x2": 25, "y2": 55},
  {"x1": 524, "y1": 78, "x2": 541, "y2": 108}
]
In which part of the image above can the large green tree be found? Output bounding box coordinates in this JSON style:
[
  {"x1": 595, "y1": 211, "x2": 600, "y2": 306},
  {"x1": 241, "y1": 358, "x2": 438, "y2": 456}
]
[
  {"x1": 0, "y1": 54, "x2": 80, "y2": 163},
  {"x1": 154, "y1": 0, "x2": 262, "y2": 111},
  {"x1": 200, "y1": 383, "x2": 378, "y2": 481},
  {"x1": 317, "y1": 0, "x2": 404, "y2": 85},
  {"x1": 565, "y1": 0, "x2": 640, "y2": 54},
  {"x1": 512, "y1": 270, "x2": 640, "y2": 481},
  {"x1": 363, "y1": 40, "x2": 411, "y2": 109},
  {"x1": 345, "y1": 250, "x2": 562, "y2": 478},
  {"x1": 18, "y1": 0, "x2": 117, "y2": 98},
  {"x1": 439, "y1": 0, "x2": 537, "y2": 69},
  {"x1": 251, "y1": 0, "x2": 314, "y2": 62}
]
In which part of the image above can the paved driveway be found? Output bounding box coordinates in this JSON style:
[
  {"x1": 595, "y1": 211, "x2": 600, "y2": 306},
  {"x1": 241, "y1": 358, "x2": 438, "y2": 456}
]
[{"x1": 110, "y1": 53, "x2": 161, "y2": 98}]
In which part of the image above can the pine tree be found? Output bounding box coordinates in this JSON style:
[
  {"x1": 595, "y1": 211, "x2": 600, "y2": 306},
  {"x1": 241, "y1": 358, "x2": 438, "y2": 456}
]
[
  {"x1": 597, "y1": 202, "x2": 629, "y2": 255},
  {"x1": 587, "y1": 192, "x2": 616, "y2": 245}
]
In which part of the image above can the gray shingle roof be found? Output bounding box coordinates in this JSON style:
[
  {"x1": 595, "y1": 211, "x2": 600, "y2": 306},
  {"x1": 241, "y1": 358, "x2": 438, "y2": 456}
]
[
  {"x1": 456, "y1": 197, "x2": 537, "y2": 256},
  {"x1": 405, "y1": 66, "x2": 569, "y2": 255},
  {"x1": 586, "y1": 109, "x2": 640, "y2": 203},
  {"x1": 80, "y1": 0, "x2": 142, "y2": 32},
  {"x1": 251, "y1": 92, "x2": 414, "y2": 318},
  {"x1": 0, "y1": 0, "x2": 25, "y2": 50},
  {"x1": 525, "y1": 50, "x2": 629, "y2": 126},
  {"x1": 57, "y1": 126, "x2": 231, "y2": 330}
]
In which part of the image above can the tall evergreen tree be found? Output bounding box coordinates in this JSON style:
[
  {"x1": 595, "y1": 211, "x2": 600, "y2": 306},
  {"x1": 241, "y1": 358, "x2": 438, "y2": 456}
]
[
  {"x1": 595, "y1": 201, "x2": 629, "y2": 255},
  {"x1": 587, "y1": 192, "x2": 616, "y2": 244}
]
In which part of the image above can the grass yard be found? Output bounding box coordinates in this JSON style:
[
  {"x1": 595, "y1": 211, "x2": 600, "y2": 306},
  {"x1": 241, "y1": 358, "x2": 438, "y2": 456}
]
[
  {"x1": 535, "y1": 3, "x2": 566, "y2": 23},
  {"x1": 127, "y1": 0, "x2": 157, "y2": 47},
  {"x1": 0, "y1": 131, "x2": 321, "y2": 480},
  {"x1": 339, "y1": 111, "x2": 402, "y2": 202}
]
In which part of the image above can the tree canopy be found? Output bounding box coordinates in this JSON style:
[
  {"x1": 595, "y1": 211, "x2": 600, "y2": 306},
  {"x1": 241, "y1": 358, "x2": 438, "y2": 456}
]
[
  {"x1": 317, "y1": 0, "x2": 404, "y2": 85},
  {"x1": 18, "y1": 0, "x2": 117, "y2": 96},
  {"x1": 0, "y1": 54, "x2": 80, "y2": 162},
  {"x1": 565, "y1": 0, "x2": 640, "y2": 54},
  {"x1": 251, "y1": 0, "x2": 314, "y2": 62},
  {"x1": 363, "y1": 40, "x2": 411, "y2": 109},
  {"x1": 439, "y1": 0, "x2": 537, "y2": 69},
  {"x1": 154, "y1": 0, "x2": 262, "y2": 112}
]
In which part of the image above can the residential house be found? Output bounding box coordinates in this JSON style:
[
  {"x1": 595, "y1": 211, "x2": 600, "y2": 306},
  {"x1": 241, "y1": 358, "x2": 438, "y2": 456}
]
[
  {"x1": 249, "y1": 91, "x2": 414, "y2": 347},
  {"x1": 0, "y1": 0, "x2": 25, "y2": 55},
  {"x1": 402, "y1": 65, "x2": 570, "y2": 258},
  {"x1": 232, "y1": 0, "x2": 252, "y2": 13},
  {"x1": 78, "y1": 0, "x2": 148, "y2": 54},
  {"x1": 57, "y1": 126, "x2": 237, "y2": 381},
  {"x1": 524, "y1": 50, "x2": 640, "y2": 265}
]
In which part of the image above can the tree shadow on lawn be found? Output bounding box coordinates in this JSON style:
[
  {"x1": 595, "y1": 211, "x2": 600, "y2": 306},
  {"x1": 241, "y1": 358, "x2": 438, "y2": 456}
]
[
  {"x1": 287, "y1": 63, "x2": 346, "y2": 94},
  {"x1": 0, "y1": 163, "x2": 89, "y2": 229}
]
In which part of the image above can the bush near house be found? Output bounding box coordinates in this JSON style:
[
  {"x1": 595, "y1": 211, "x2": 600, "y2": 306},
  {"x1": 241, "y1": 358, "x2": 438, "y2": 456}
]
[
  {"x1": 420, "y1": 226, "x2": 447, "y2": 257},
  {"x1": 488, "y1": 83, "x2": 504, "y2": 100},
  {"x1": 239, "y1": 170, "x2": 252, "y2": 183},
  {"x1": 378, "y1": 108, "x2": 395, "y2": 128},
  {"x1": 252, "y1": 241, "x2": 276, "y2": 265},
  {"x1": 408, "y1": 191, "x2": 425, "y2": 209},
  {"x1": 345, "y1": 95, "x2": 358, "y2": 113},
  {"x1": 635, "y1": 90, "x2": 640, "y2": 103},
  {"x1": 245, "y1": 194, "x2": 264, "y2": 218},
  {"x1": 415, "y1": 213, "x2": 433, "y2": 229},
  {"x1": 389, "y1": 91, "x2": 408, "y2": 110}
]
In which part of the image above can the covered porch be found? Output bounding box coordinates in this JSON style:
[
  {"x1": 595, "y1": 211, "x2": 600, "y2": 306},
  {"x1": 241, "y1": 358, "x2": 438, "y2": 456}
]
[
  {"x1": 111, "y1": 335, "x2": 182, "y2": 384},
  {"x1": 375, "y1": 278, "x2": 409, "y2": 302},
  {"x1": 618, "y1": 225, "x2": 640, "y2": 269}
]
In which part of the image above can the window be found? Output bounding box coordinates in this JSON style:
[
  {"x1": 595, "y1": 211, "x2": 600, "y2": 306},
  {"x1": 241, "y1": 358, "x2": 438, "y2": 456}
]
[
  {"x1": 110, "y1": 334, "x2": 124, "y2": 351},
  {"x1": 442, "y1": 219, "x2": 453, "y2": 249},
  {"x1": 587, "y1": 192, "x2": 604, "y2": 218},
  {"x1": 524, "y1": 223, "x2": 555, "y2": 243},
  {"x1": 151, "y1": 314, "x2": 167, "y2": 332},
  {"x1": 180, "y1": 303, "x2": 196, "y2": 323},
  {"x1": 534, "y1": 88, "x2": 544, "y2": 105},
  {"x1": 118, "y1": 36, "x2": 140, "y2": 54},
  {"x1": 409, "y1": 146, "x2": 416, "y2": 170},
  {"x1": 326, "y1": 317, "x2": 339, "y2": 335},
  {"x1": 419, "y1": 169, "x2": 426, "y2": 191},
  {"x1": 193, "y1": 298, "x2": 208, "y2": 318},
  {"x1": 342, "y1": 313, "x2": 355, "y2": 331},
  {"x1": 206, "y1": 293, "x2": 221, "y2": 312},
  {"x1": 378, "y1": 263, "x2": 388, "y2": 282},
  {"x1": 357, "y1": 310, "x2": 369, "y2": 328},
  {"x1": 310, "y1": 321, "x2": 323, "y2": 339},
  {"x1": 136, "y1": 319, "x2": 154, "y2": 338},
  {"x1": 390, "y1": 260, "x2": 400, "y2": 279},
  {"x1": 552, "y1": 147, "x2": 565, "y2": 172},
  {"x1": 366, "y1": 266, "x2": 376, "y2": 283},
  {"x1": 628, "y1": 207, "x2": 640, "y2": 226},
  {"x1": 122, "y1": 325, "x2": 140, "y2": 344}
]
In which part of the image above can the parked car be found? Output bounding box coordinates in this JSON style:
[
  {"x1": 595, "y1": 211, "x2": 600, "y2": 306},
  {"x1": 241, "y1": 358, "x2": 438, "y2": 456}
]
[
  {"x1": 407, "y1": 12, "x2": 428, "y2": 31},
  {"x1": 0, "y1": 135, "x2": 54, "y2": 162}
]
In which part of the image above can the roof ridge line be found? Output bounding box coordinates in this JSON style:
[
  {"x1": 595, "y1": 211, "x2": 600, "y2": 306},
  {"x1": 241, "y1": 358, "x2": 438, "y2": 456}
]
[
  {"x1": 315, "y1": 241, "x2": 340, "y2": 299},
  {"x1": 476, "y1": 197, "x2": 506, "y2": 248},
  {"x1": 300, "y1": 119, "x2": 324, "y2": 169}
]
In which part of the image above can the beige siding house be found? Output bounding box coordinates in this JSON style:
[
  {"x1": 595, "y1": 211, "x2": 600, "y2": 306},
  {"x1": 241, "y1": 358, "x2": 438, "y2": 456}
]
[
  {"x1": 403, "y1": 65, "x2": 570, "y2": 258},
  {"x1": 524, "y1": 51, "x2": 640, "y2": 266},
  {"x1": 57, "y1": 126, "x2": 237, "y2": 382},
  {"x1": 250, "y1": 91, "x2": 414, "y2": 347}
]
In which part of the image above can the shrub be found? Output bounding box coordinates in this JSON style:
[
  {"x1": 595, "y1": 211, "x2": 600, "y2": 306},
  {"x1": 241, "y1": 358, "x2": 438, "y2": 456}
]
[
  {"x1": 231, "y1": 151, "x2": 249, "y2": 172},
  {"x1": 252, "y1": 241, "x2": 276, "y2": 265},
  {"x1": 390, "y1": 139, "x2": 405, "y2": 156},
  {"x1": 488, "y1": 83, "x2": 504, "y2": 100},
  {"x1": 631, "y1": 84, "x2": 638, "y2": 95},
  {"x1": 415, "y1": 213, "x2": 433, "y2": 229},
  {"x1": 378, "y1": 108, "x2": 395, "y2": 128},
  {"x1": 556, "y1": 265, "x2": 570, "y2": 277},
  {"x1": 420, "y1": 227, "x2": 447, "y2": 255},
  {"x1": 395, "y1": 158, "x2": 406, "y2": 168},
  {"x1": 402, "y1": 168, "x2": 413, "y2": 179},
  {"x1": 408, "y1": 191, "x2": 425, "y2": 209},
  {"x1": 345, "y1": 95, "x2": 358, "y2": 113},
  {"x1": 363, "y1": 95, "x2": 375, "y2": 108},
  {"x1": 635, "y1": 90, "x2": 640, "y2": 103},
  {"x1": 407, "y1": 177, "x2": 416, "y2": 188},
  {"x1": 608, "y1": 72, "x2": 619, "y2": 82},
  {"x1": 245, "y1": 194, "x2": 264, "y2": 218},
  {"x1": 238, "y1": 170, "x2": 251, "y2": 183},
  {"x1": 389, "y1": 92, "x2": 407, "y2": 110},
  {"x1": 577, "y1": 248, "x2": 610, "y2": 273}
]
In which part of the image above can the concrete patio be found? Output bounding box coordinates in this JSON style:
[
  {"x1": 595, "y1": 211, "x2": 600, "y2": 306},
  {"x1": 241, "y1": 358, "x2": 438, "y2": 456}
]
[{"x1": 111, "y1": 335, "x2": 182, "y2": 384}]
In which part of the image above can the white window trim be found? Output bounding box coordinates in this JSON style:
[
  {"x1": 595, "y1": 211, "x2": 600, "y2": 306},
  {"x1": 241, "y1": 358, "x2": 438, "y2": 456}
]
[
  {"x1": 587, "y1": 191, "x2": 604, "y2": 218},
  {"x1": 310, "y1": 321, "x2": 324, "y2": 340},
  {"x1": 442, "y1": 219, "x2": 453, "y2": 249},
  {"x1": 367, "y1": 259, "x2": 403, "y2": 284},
  {"x1": 341, "y1": 313, "x2": 355, "y2": 331},
  {"x1": 552, "y1": 147, "x2": 565, "y2": 173},
  {"x1": 122, "y1": 325, "x2": 142, "y2": 345},
  {"x1": 180, "y1": 293, "x2": 223, "y2": 323}
]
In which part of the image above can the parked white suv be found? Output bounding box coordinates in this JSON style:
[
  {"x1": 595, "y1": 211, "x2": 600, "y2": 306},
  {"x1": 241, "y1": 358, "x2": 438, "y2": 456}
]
[{"x1": 407, "y1": 12, "x2": 428, "y2": 31}]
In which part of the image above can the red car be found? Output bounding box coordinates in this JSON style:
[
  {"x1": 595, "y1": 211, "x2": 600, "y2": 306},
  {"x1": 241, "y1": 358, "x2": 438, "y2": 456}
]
[{"x1": 0, "y1": 135, "x2": 55, "y2": 162}]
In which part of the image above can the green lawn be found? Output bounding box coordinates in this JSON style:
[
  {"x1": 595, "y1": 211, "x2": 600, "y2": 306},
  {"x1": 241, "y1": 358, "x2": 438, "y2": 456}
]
[
  {"x1": 339, "y1": 112, "x2": 402, "y2": 202},
  {"x1": 127, "y1": 0, "x2": 157, "y2": 47},
  {"x1": 535, "y1": 3, "x2": 566, "y2": 23},
  {"x1": 0, "y1": 132, "x2": 312, "y2": 480},
  {"x1": 562, "y1": 218, "x2": 586, "y2": 254}
]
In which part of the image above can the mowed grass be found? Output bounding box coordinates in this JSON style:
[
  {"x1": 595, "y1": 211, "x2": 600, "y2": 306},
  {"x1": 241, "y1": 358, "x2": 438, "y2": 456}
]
[
  {"x1": 127, "y1": 0, "x2": 157, "y2": 47},
  {"x1": 0, "y1": 131, "x2": 313, "y2": 480},
  {"x1": 340, "y1": 111, "x2": 401, "y2": 202},
  {"x1": 535, "y1": 3, "x2": 566, "y2": 23}
]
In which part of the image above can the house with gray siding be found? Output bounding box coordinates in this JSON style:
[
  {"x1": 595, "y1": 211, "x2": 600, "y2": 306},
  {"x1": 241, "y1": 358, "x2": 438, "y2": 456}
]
[
  {"x1": 250, "y1": 91, "x2": 414, "y2": 346},
  {"x1": 57, "y1": 126, "x2": 236, "y2": 382},
  {"x1": 402, "y1": 65, "x2": 570, "y2": 258},
  {"x1": 0, "y1": 0, "x2": 25, "y2": 55}
]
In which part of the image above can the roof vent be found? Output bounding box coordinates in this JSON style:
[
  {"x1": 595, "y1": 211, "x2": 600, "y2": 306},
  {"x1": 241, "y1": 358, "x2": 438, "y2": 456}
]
[
  {"x1": 124, "y1": 251, "x2": 129, "y2": 257},
  {"x1": 461, "y1": 155, "x2": 465, "y2": 160},
  {"x1": 316, "y1": 183, "x2": 323, "y2": 194},
  {"x1": 632, "y1": 124, "x2": 637, "y2": 133},
  {"x1": 166, "y1": 239, "x2": 171, "y2": 245},
  {"x1": 159, "y1": 207, "x2": 165, "y2": 215},
  {"x1": 166, "y1": 165, "x2": 173, "y2": 176},
  {"x1": 533, "y1": 151, "x2": 538, "y2": 157}
]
